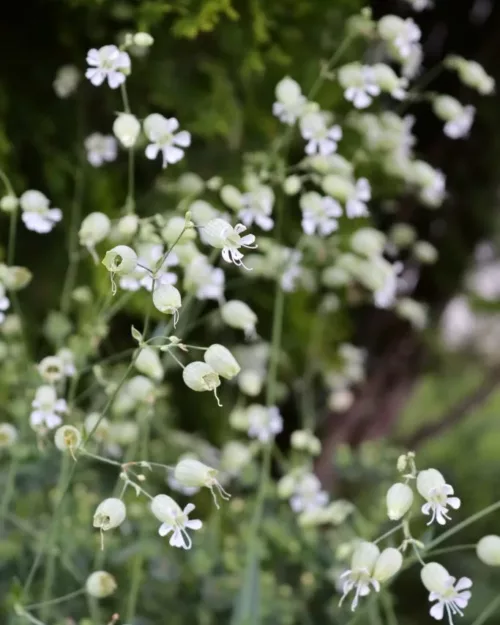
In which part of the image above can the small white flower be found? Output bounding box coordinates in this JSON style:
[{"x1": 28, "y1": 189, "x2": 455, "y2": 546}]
[
  {"x1": 174, "y1": 458, "x2": 231, "y2": 507},
  {"x1": 476, "y1": 535, "x2": 500, "y2": 567},
  {"x1": 444, "y1": 106, "x2": 475, "y2": 140},
  {"x1": 289, "y1": 473, "x2": 329, "y2": 514},
  {"x1": 79, "y1": 212, "x2": 111, "y2": 252},
  {"x1": 339, "y1": 542, "x2": 402, "y2": 611},
  {"x1": 300, "y1": 112, "x2": 342, "y2": 156},
  {"x1": 143, "y1": 114, "x2": 191, "y2": 168},
  {"x1": 394, "y1": 18, "x2": 421, "y2": 58},
  {"x1": 373, "y1": 260, "x2": 403, "y2": 309},
  {"x1": 38, "y1": 355, "x2": 65, "y2": 383},
  {"x1": 220, "y1": 300, "x2": 258, "y2": 338},
  {"x1": 0, "y1": 286, "x2": 10, "y2": 325},
  {"x1": 85, "y1": 45, "x2": 131, "y2": 89},
  {"x1": 338, "y1": 64, "x2": 381, "y2": 109},
  {"x1": 203, "y1": 218, "x2": 257, "y2": 269},
  {"x1": 0, "y1": 423, "x2": 18, "y2": 448},
  {"x1": 53, "y1": 65, "x2": 80, "y2": 98},
  {"x1": 102, "y1": 245, "x2": 138, "y2": 276},
  {"x1": 57, "y1": 348, "x2": 77, "y2": 377},
  {"x1": 417, "y1": 469, "x2": 461, "y2": 525},
  {"x1": 30, "y1": 385, "x2": 67, "y2": 430},
  {"x1": 135, "y1": 346, "x2": 164, "y2": 381},
  {"x1": 152, "y1": 284, "x2": 182, "y2": 325},
  {"x1": 421, "y1": 562, "x2": 472, "y2": 623},
  {"x1": 300, "y1": 192, "x2": 342, "y2": 236},
  {"x1": 246, "y1": 404, "x2": 283, "y2": 443},
  {"x1": 239, "y1": 185, "x2": 275, "y2": 231},
  {"x1": 20, "y1": 190, "x2": 62, "y2": 234},
  {"x1": 272, "y1": 77, "x2": 307, "y2": 125},
  {"x1": 150, "y1": 494, "x2": 202, "y2": 549},
  {"x1": 346, "y1": 178, "x2": 371, "y2": 218},
  {"x1": 184, "y1": 255, "x2": 225, "y2": 301},
  {"x1": 93, "y1": 497, "x2": 127, "y2": 531},
  {"x1": 54, "y1": 425, "x2": 82, "y2": 453},
  {"x1": 204, "y1": 344, "x2": 240, "y2": 380},
  {"x1": 84, "y1": 133, "x2": 117, "y2": 167},
  {"x1": 182, "y1": 362, "x2": 222, "y2": 405}
]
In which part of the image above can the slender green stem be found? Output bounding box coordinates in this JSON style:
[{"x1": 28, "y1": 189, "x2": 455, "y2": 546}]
[
  {"x1": 166, "y1": 348, "x2": 185, "y2": 369},
  {"x1": 0, "y1": 456, "x2": 19, "y2": 529},
  {"x1": 424, "y1": 544, "x2": 476, "y2": 557},
  {"x1": 120, "y1": 83, "x2": 135, "y2": 213},
  {"x1": 7, "y1": 203, "x2": 18, "y2": 266},
  {"x1": 373, "y1": 522, "x2": 404, "y2": 545},
  {"x1": 0, "y1": 167, "x2": 15, "y2": 194},
  {"x1": 471, "y1": 595, "x2": 500, "y2": 625},
  {"x1": 380, "y1": 592, "x2": 398, "y2": 625},
  {"x1": 40, "y1": 454, "x2": 71, "y2": 621},
  {"x1": 24, "y1": 588, "x2": 85, "y2": 611},
  {"x1": 15, "y1": 607, "x2": 46, "y2": 625},
  {"x1": 79, "y1": 449, "x2": 122, "y2": 467}
]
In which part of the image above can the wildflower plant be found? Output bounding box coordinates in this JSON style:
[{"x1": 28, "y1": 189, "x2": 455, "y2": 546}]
[{"x1": 0, "y1": 4, "x2": 499, "y2": 625}]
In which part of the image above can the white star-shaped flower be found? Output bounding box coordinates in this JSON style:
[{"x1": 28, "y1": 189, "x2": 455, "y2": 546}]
[
  {"x1": 143, "y1": 114, "x2": 191, "y2": 168},
  {"x1": 444, "y1": 106, "x2": 475, "y2": 139},
  {"x1": 246, "y1": 405, "x2": 283, "y2": 443},
  {"x1": 30, "y1": 385, "x2": 67, "y2": 430},
  {"x1": 272, "y1": 77, "x2": 307, "y2": 125},
  {"x1": 417, "y1": 469, "x2": 461, "y2": 525},
  {"x1": 300, "y1": 192, "x2": 342, "y2": 236},
  {"x1": 203, "y1": 218, "x2": 257, "y2": 269},
  {"x1": 85, "y1": 45, "x2": 131, "y2": 89},
  {"x1": 346, "y1": 178, "x2": 371, "y2": 218},
  {"x1": 300, "y1": 112, "x2": 342, "y2": 156},
  {"x1": 84, "y1": 133, "x2": 118, "y2": 167},
  {"x1": 421, "y1": 563, "x2": 472, "y2": 624},
  {"x1": 239, "y1": 185, "x2": 275, "y2": 231},
  {"x1": 151, "y1": 495, "x2": 202, "y2": 549}
]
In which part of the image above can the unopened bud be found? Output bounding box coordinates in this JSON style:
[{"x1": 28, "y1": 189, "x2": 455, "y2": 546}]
[
  {"x1": 476, "y1": 535, "x2": 500, "y2": 567},
  {"x1": 85, "y1": 571, "x2": 117, "y2": 598},
  {"x1": 386, "y1": 483, "x2": 414, "y2": 520},
  {"x1": 93, "y1": 498, "x2": 127, "y2": 531},
  {"x1": 113, "y1": 113, "x2": 141, "y2": 148},
  {"x1": 204, "y1": 344, "x2": 240, "y2": 380}
]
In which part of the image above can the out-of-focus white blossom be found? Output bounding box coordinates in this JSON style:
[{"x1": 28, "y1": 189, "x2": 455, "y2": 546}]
[
  {"x1": 79, "y1": 212, "x2": 111, "y2": 253},
  {"x1": 476, "y1": 535, "x2": 500, "y2": 566},
  {"x1": 85, "y1": 45, "x2": 131, "y2": 89},
  {"x1": 300, "y1": 192, "x2": 342, "y2": 236},
  {"x1": 184, "y1": 255, "x2": 225, "y2": 302},
  {"x1": 143, "y1": 114, "x2": 191, "y2": 168},
  {"x1": 53, "y1": 65, "x2": 80, "y2": 98},
  {"x1": 291, "y1": 429, "x2": 321, "y2": 455},
  {"x1": 300, "y1": 112, "x2": 342, "y2": 156},
  {"x1": 272, "y1": 77, "x2": 307, "y2": 125},
  {"x1": 85, "y1": 571, "x2": 117, "y2": 598},
  {"x1": 135, "y1": 346, "x2": 163, "y2": 381},
  {"x1": 119, "y1": 243, "x2": 178, "y2": 292},
  {"x1": 378, "y1": 16, "x2": 421, "y2": 60},
  {"x1": 346, "y1": 178, "x2": 371, "y2": 218},
  {"x1": 338, "y1": 63, "x2": 381, "y2": 109},
  {"x1": 0, "y1": 423, "x2": 18, "y2": 448},
  {"x1": 20, "y1": 190, "x2": 62, "y2": 234},
  {"x1": 239, "y1": 184, "x2": 275, "y2": 231},
  {"x1": 221, "y1": 300, "x2": 258, "y2": 338},
  {"x1": 113, "y1": 113, "x2": 141, "y2": 148},
  {"x1": 203, "y1": 218, "x2": 257, "y2": 269},
  {"x1": 84, "y1": 133, "x2": 117, "y2": 167},
  {"x1": 445, "y1": 56, "x2": 495, "y2": 95},
  {"x1": 30, "y1": 385, "x2": 67, "y2": 430},
  {"x1": 54, "y1": 425, "x2": 82, "y2": 453},
  {"x1": 246, "y1": 404, "x2": 283, "y2": 443}
]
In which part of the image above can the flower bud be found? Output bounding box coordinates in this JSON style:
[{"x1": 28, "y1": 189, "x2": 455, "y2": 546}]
[
  {"x1": 413, "y1": 241, "x2": 438, "y2": 264},
  {"x1": 220, "y1": 441, "x2": 253, "y2": 475},
  {"x1": 133, "y1": 32, "x2": 154, "y2": 47},
  {"x1": 389, "y1": 223, "x2": 417, "y2": 248},
  {"x1": 183, "y1": 361, "x2": 221, "y2": 393},
  {"x1": 476, "y1": 535, "x2": 500, "y2": 566},
  {"x1": 117, "y1": 214, "x2": 139, "y2": 239},
  {"x1": 93, "y1": 498, "x2": 127, "y2": 531},
  {"x1": 152, "y1": 284, "x2": 182, "y2": 325},
  {"x1": 135, "y1": 346, "x2": 163, "y2": 381},
  {"x1": 1, "y1": 266, "x2": 32, "y2": 290},
  {"x1": 0, "y1": 423, "x2": 18, "y2": 448},
  {"x1": 283, "y1": 175, "x2": 302, "y2": 196},
  {"x1": 220, "y1": 185, "x2": 243, "y2": 210},
  {"x1": 38, "y1": 355, "x2": 65, "y2": 383},
  {"x1": 161, "y1": 216, "x2": 195, "y2": 244},
  {"x1": 321, "y1": 174, "x2": 355, "y2": 202},
  {"x1": 237, "y1": 369, "x2": 264, "y2": 396},
  {"x1": 386, "y1": 483, "x2": 414, "y2": 520},
  {"x1": 221, "y1": 300, "x2": 257, "y2": 338},
  {"x1": 79, "y1": 212, "x2": 111, "y2": 248},
  {"x1": 350, "y1": 228, "x2": 386, "y2": 258},
  {"x1": 416, "y1": 468, "x2": 445, "y2": 499},
  {"x1": 291, "y1": 429, "x2": 321, "y2": 455},
  {"x1": 204, "y1": 344, "x2": 240, "y2": 380},
  {"x1": 275, "y1": 76, "x2": 302, "y2": 105},
  {"x1": 0, "y1": 195, "x2": 18, "y2": 213},
  {"x1": 420, "y1": 562, "x2": 450, "y2": 595},
  {"x1": 54, "y1": 425, "x2": 82, "y2": 452},
  {"x1": 113, "y1": 113, "x2": 141, "y2": 148},
  {"x1": 102, "y1": 245, "x2": 137, "y2": 275},
  {"x1": 373, "y1": 548, "x2": 403, "y2": 582},
  {"x1": 85, "y1": 571, "x2": 117, "y2": 598},
  {"x1": 373, "y1": 63, "x2": 402, "y2": 93},
  {"x1": 433, "y1": 95, "x2": 463, "y2": 122},
  {"x1": 377, "y1": 15, "x2": 405, "y2": 40}
]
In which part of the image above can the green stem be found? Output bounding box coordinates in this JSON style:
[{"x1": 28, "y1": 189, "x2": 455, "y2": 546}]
[
  {"x1": 24, "y1": 588, "x2": 85, "y2": 611},
  {"x1": 120, "y1": 83, "x2": 135, "y2": 213},
  {"x1": 0, "y1": 456, "x2": 19, "y2": 530},
  {"x1": 471, "y1": 595, "x2": 500, "y2": 625},
  {"x1": 7, "y1": 203, "x2": 18, "y2": 266},
  {"x1": 40, "y1": 454, "x2": 71, "y2": 621},
  {"x1": 373, "y1": 522, "x2": 404, "y2": 545}
]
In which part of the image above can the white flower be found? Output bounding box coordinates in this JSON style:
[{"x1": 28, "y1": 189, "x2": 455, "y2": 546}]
[
  {"x1": 246, "y1": 404, "x2": 283, "y2": 443},
  {"x1": 84, "y1": 133, "x2": 117, "y2": 167},
  {"x1": 19, "y1": 190, "x2": 62, "y2": 234},
  {"x1": 174, "y1": 458, "x2": 230, "y2": 507},
  {"x1": 373, "y1": 260, "x2": 403, "y2": 309},
  {"x1": 476, "y1": 535, "x2": 500, "y2": 566},
  {"x1": 204, "y1": 344, "x2": 240, "y2": 380},
  {"x1": 102, "y1": 245, "x2": 137, "y2": 275},
  {"x1": 300, "y1": 112, "x2": 342, "y2": 156},
  {"x1": 0, "y1": 423, "x2": 18, "y2": 448},
  {"x1": 203, "y1": 218, "x2": 257, "y2": 269},
  {"x1": 93, "y1": 498, "x2": 127, "y2": 531},
  {"x1": 346, "y1": 178, "x2": 371, "y2": 218},
  {"x1": 339, "y1": 542, "x2": 402, "y2": 611},
  {"x1": 30, "y1": 385, "x2": 67, "y2": 430},
  {"x1": 184, "y1": 256, "x2": 225, "y2": 301},
  {"x1": 403, "y1": 0, "x2": 432, "y2": 10},
  {"x1": 79, "y1": 212, "x2": 111, "y2": 250},
  {"x1": 338, "y1": 64, "x2": 381, "y2": 109},
  {"x1": 38, "y1": 355, "x2": 65, "y2": 383},
  {"x1": 119, "y1": 243, "x2": 177, "y2": 292},
  {"x1": 421, "y1": 562, "x2": 472, "y2": 623},
  {"x1": 53, "y1": 65, "x2": 80, "y2": 98},
  {"x1": 54, "y1": 425, "x2": 82, "y2": 452},
  {"x1": 167, "y1": 472, "x2": 200, "y2": 496},
  {"x1": 289, "y1": 473, "x2": 329, "y2": 514},
  {"x1": 152, "y1": 284, "x2": 182, "y2": 325},
  {"x1": 57, "y1": 348, "x2": 77, "y2": 377},
  {"x1": 143, "y1": 114, "x2": 191, "y2": 168},
  {"x1": 378, "y1": 16, "x2": 421, "y2": 60},
  {"x1": 113, "y1": 113, "x2": 141, "y2": 148},
  {"x1": 220, "y1": 300, "x2": 258, "y2": 338},
  {"x1": 444, "y1": 106, "x2": 475, "y2": 139},
  {"x1": 150, "y1": 494, "x2": 202, "y2": 549},
  {"x1": 85, "y1": 45, "x2": 131, "y2": 89},
  {"x1": 85, "y1": 571, "x2": 117, "y2": 598},
  {"x1": 239, "y1": 185, "x2": 275, "y2": 231},
  {"x1": 445, "y1": 56, "x2": 495, "y2": 95},
  {"x1": 0, "y1": 286, "x2": 10, "y2": 325},
  {"x1": 272, "y1": 77, "x2": 307, "y2": 125},
  {"x1": 300, "y1": 192, "x2": 342, "y2": 236},
  {"x1": 417, "y1": 469, "x2": 461, "y2": 525},
  {"x1": 135, "y1": 346, "x2": 164, "y2": 381},
  {"x1": 182, "y1": 362, "x2": 222, "y2": 405}
]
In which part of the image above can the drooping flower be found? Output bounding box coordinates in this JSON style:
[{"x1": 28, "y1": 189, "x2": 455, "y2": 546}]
[
  {"x1": 150, "y1": 494, "x2": 202, "y2": 549},
  {"x1": 417, "y1": 469, "x2": 461, "y2": 525},
  {"x1": 93, "y1": 498, "x2": 127, "y2": 531},
  {"x1": 184, "y1": 255, "x2": 225, "y2": 301},
  {"x1": 30, "y1": 385, "x2": 67, "y2": 430},
  {"x1": 19, "y1": 190, "x2": 62, "y2": 234},
  {"x1": 239, "y1": 185, "x2": 275, "y2": 231},
  {"x1": 84, "y1": 133, "x2": 118, "y2": 167},
  {"x1": 174, "y1": 458, "x2": 231, "y2": 507},
  {"x1": 182, "y1": 362, "x2": 222, "y2": 406},
  {"x1": 339, "y1": 542, "x2": 402, "y2": 611},
  {"x1": 386, "y1": 483, "x2": 414, "y2": 520},
  {"x1": 85, "y1": 45, "x2": 131, "y2": 89},
  {"x1": 143, "y1": 114, "x2": 191, "y2": 168},
  {"x1": 300, "y1": 112, "x2": 342, "y2": 156},
  {"x1": 204, "y1": 344, "x2": 240, "y2": 380},
  {"x1": 421, "y1": 562, "x2": 472, "y2": 623},
  {"x1": 300, "y1": 192, "x2": 342, "y2": 236},
  {"x1": 246, "y1": 404, "x2": 283, "y2": 443},
  {"x1": 272, "y1": 77, "x2": 307, "y2": 125},
  {"x1": 338, "y1": 63, "x2": 381, "y2": 109},
  {"x1": 203, "y1": 218, "x2": 257, "y2": 269},
  {"x1": 444, "y1": 106, "x2": 475, "y2": 140}
]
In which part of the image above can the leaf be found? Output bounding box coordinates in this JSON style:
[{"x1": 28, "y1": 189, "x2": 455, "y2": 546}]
[{"x1": 230, "y1": 545, "x2": 260, "y2": 625}]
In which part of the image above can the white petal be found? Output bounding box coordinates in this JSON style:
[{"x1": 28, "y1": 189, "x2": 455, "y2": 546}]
[
  {"x1": 186, "y1": 519, "x2": 202, "y2": 530},
  {"x1": 158, "y1": 523, "x2": 173, "y2": 537},
  {"x1": 455, "y1": 577, "x2": 472, "y2": 591},
  {"x1": 86, "y1": 49, "x2": 100, "y2": 66},
  {"x1": 48, "y1": 208, "x2": 62, "y2": 223},
  {"x1": 183, "y1": 503, "x2": 195, "y2": 515},
  {"x1": 447, "y1": 497, "x2": 461, "y2": 510},
  {"x1": 145, "y1": 143, "x2": 160, "y2": 160},
  {"x1": 107, "y1": 71, "x2": 125, "y2": 89},
  {"x1": 174, "y1": 130, "x2": 191, "y2": 147},
  {"x1": 429, "y1": 601, "x2": 445, "y2": 621},
  {"x1": 86, "y1": 69, "x2": 105, "y2": 86},
  {"x1": 164, "y1": 145, "x2": 184, "y2": 164},
  {"x1": 166, "y1": 118, "x2": 180, "y2": 133}
]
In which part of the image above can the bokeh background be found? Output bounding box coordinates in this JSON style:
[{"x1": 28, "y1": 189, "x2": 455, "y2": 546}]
[{"x1": 1, "y1": 0, "x2": 500, "y2": 623}]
